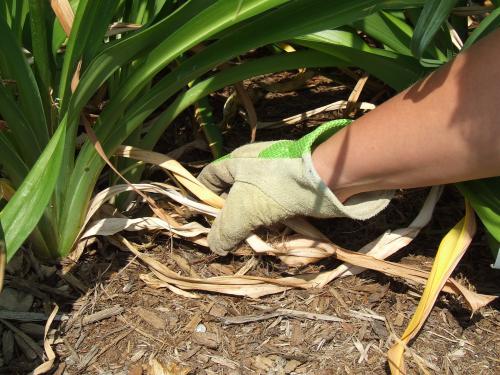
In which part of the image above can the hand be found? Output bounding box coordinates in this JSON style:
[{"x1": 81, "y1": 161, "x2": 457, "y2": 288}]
[{"x1": 198, "y1": 119, "x2": 392, "y2": 255}]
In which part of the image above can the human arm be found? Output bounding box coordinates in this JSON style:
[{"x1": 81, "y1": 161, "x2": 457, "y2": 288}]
[
  {"x1": 199, "y1": 29, "x2": 500, "y2": 255},
  {"x1": 313, "y1": 29, "x2": 500, "y2": 202}
]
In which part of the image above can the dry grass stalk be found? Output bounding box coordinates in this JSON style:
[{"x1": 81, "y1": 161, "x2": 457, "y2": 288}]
[
  {"x1": 233, "y1": 82, "x2": 259, "y2": 142},
  {"x1": 257, "y1": 100, "x2": 375, "y2": 129},
  {"x1": 70, "y1": 143, "x2": 498, "y2": 374},
  {"x1": 68, "y1": 147, "x2": 495, "y2": 311},
  {"x1": 343, "y1": 73, "x2": 370, "y2": 117}
]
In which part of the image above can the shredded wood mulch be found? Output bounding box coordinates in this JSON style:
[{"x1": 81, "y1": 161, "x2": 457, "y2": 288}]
[
  {"x1": 0, "y1": 72, "x2": 499, "y2": 375},
  {"x1": 1, "y1": 187, "x2": 496, "y2": 375}
]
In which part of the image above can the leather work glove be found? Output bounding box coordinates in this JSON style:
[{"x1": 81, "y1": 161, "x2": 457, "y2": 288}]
[{"x1": 198, "y1": 119, "x2": 393, "y2": 255}]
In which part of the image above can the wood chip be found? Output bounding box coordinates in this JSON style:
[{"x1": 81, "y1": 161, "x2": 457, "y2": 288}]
[
  {"x1": 170, "y1": 253, "x2": 199, "y2": 278},
  {"x1": 147, "y1": 358, "x2": 190, "y2": 375},
  {"x1": 184, "y1": 313, "x2": 202, "y2": 332},
  {"x1": 253, "y1": 355, "x2": 274, "y2": 371},
  {"x1": 80, "y1": 305, "x2": 124, "y2": 326},
  {"x1": 0, "y1": 287, "x2": 34, "y2": 312},
  {"x1": 191, "y1": 331, "x2": 219, "y2": 349},
  {"x1": 130, "y1": 348, "x2": 147, "y2": 363},
  {"x1": 128, "y1": 363, "x2": 143, "y2": 375},
  {"x1": 134, "y1": 307, "x2": 166, "y2": 330},
  {"x1": 394, "y1": 312, "x2": 405, "y2": 327},
  {"x1": 208, "y1": 304, "x2": 227, "y2": 318},
  {"x1": 208, "y1": 263, "x2": 235, "y2": 276},
  {"x1": 284, "y1": 359, "x2": 302, "y2": 373},
  {"x1": 210, "y1": 355, "x2": 238, "y2": 369},
  {"x1": 290, "y1": 321, "x2": 304, "y2": 346},
  {"x1": 58, "y1": 271, "x2": 87, "y2": 293}
]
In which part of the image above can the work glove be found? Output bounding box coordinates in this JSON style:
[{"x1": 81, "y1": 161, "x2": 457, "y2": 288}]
[{"x1": 198, "y1": 119, "x2": 393, "y2": 255}]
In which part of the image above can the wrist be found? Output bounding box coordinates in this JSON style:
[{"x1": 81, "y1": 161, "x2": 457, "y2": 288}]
[{"x1": 311, "y1": 137, "x2": 368, "y2": 203}]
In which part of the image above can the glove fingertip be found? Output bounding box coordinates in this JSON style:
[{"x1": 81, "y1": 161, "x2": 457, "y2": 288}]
[{"x1": 207, "y1": 229, "x2": 231, "y2": 256}]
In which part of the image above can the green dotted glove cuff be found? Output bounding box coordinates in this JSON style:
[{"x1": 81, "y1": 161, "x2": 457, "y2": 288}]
[{"x1": 259, "y1": 119, "x2": 352, "y2": 159}]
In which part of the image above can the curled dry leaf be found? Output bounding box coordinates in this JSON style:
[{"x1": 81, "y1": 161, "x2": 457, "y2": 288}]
[
  {"x1": 73, "y1": 149, "x2": 496, "y2": 313},
  {"x1": 73, "y1": 142, "x2": 497, "y2": 375},
  {"x1": 33, "y1": 305, "x2": 59, "y2": 375},
  {"x1": 81, "y1": 217, "x2": 208, "y2": 239}
]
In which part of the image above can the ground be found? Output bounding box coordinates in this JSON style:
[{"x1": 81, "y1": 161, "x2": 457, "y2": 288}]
[{"x1": 0, "y1": 71, "x2": 498, "y2": 374}]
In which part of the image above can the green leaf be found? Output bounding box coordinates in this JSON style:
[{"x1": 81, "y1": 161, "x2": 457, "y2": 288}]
[
  {"x1": 29, "y1": 0, "x2": 53, "y2": 89},
  {"x1": 141, "y1": 50, "x2": 346, "y2": 150},
  {"x1": 411, "y1": 0, "x2": 457, "y2": 59},
  {"x1": 58, "y1": 0, "x2": 118, "y2": 111},
  {"x1": 463, "y1": 7, "x2": 500, "y2": 49},
  {"x1": 28, "y1": 0, "x2": 54, "y2": 129},
  {"x1": 0, "y1": 124, "x2": 65, "y2": 261},
  {"x1": 0, "y1": 13, "x2": 49, "y2": 147},
  {"x1": 353, "y1": 11, "x2": 413, "y2": 56},
  {"x1": 195, "y1": 96, "x2": 223, "y2": 158},
  {"x1": 10, "y1": 0, "x2": 29, "y2": 42},
  {"x1": 457, "y1": 178, "x2": 500, "y2": 244},
  {"x1": 295, "y1": 30, "x2": 427, "y2": 91},
  {"x1": 0, "y1": 132, "x2": 30, "y2": 187},
  {"x1": 0, "y1": 81, "x2": 44, "y2": 167}
]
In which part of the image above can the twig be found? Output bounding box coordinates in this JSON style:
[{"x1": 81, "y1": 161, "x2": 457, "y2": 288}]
[
  {"x1": 78, "y1": 328, "x2": 133, "y2": 371},
  {"x1": 78, "y1": 305, "x2": 124, "y2": 326},
  {"x1": 235, "y1": 256, "x2": 258, "y2": 276},
  {"x1": 58, "y1": 271, "x2": 88, "y2": 293},
  {"x1": 220, "y1": 308, "x2": 343, "y2": 325}
]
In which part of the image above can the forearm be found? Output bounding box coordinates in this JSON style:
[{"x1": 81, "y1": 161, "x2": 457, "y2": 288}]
[{"x1": 312, "y1": 29, "x2": 500, "y2": 202}]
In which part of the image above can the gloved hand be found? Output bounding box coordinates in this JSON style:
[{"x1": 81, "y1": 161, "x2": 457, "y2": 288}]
[{"x1": 198, "y1": 119, "x2": 393, "y2": 255}]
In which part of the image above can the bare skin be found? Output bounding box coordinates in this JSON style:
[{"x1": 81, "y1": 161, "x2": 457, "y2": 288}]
[{"x1": 312, "y1": 29, "x2": 500, "y2": 202}]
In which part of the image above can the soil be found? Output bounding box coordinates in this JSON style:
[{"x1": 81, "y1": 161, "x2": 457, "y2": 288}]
[{"x1": 1, "y1": 70, "x2": 499, "y2": 375}]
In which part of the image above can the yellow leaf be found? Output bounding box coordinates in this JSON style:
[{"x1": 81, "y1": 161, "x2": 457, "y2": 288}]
[{"x1": 388, "y1": 200, "x2": 476, "y2": 375}]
